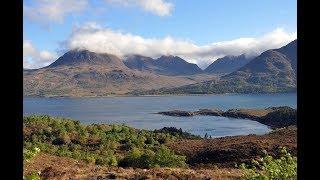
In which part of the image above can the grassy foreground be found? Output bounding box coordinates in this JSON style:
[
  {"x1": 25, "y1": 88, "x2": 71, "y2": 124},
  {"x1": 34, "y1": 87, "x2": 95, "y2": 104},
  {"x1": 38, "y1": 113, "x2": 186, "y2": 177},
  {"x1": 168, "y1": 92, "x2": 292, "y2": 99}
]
[{"x1": 23, "y1": 115, "x2": 297, "y2": 179}]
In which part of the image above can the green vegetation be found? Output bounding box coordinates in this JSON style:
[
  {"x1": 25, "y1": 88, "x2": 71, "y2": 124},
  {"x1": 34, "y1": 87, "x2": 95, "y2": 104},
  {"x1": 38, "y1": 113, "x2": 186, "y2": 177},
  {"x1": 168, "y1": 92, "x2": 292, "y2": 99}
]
[
  {"x1": 24, "y1": 171, "x2": 41, "y2": 180},
  {"x1": 119, "y1": 146, "x2": 187, "y2": 168},
  {"x1": 24, "y1": 115, "x2": 297, "y2": 179},
  {"x1": 239, "y1": 147, "x2": 297, "y2": 180},
  {"x1": 23, "y1": 115, "x2": 199, "y2": 168},
  {"x1": 131, "y1": 79, "x2": 296, "y2": 95},
  {"x1": 23, "y1": 147, "x2": 40, "y2": 161}
]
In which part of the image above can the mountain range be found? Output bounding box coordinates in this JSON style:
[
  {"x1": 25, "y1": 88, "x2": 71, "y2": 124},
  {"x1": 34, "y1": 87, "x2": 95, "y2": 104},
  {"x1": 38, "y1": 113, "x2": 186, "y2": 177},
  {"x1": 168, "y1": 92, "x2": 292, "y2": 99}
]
[
  {"x1": 139, "y1": 40, "x2": 297, "y2": 95},
  {"x1": 23, "y1": 50, "x2": 215, "y2": 97},
  {"x1": 124, "y1": 55, "x2": 202, "y2": 75},
  {"x1": 23, "y1": 40, "x2": 297, "y2": 97}
]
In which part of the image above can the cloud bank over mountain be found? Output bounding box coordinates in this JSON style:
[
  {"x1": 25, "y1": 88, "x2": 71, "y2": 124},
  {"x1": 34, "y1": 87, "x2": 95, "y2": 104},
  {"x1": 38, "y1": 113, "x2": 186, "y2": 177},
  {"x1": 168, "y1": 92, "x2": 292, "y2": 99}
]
[
  {"x1": 23, "y1": 22, "x2": 296, "y2": 69},
  {"x1": 66, "y1": 23, "x2": 296, "y2": 68}
]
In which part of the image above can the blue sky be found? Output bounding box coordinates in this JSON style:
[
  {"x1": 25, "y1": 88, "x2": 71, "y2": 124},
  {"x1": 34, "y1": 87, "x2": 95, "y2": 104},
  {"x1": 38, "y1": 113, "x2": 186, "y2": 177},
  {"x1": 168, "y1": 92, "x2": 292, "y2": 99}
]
[{"x1": 23, "y1": 0, "x2": 297, "y2": 69}]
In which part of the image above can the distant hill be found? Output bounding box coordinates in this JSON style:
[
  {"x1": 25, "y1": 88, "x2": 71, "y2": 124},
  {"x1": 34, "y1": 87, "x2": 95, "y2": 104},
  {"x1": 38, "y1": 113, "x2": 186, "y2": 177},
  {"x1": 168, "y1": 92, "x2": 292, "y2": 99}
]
[
  {"x1": 23, "y1": 50, "x2": 201, "y2": 97},
  {"x1": 124, "y1": 55, "x2": 203, "y2": 75},
  {"x1": 204, "y1": 54, "x2": 254, "y2": 74},
  {"x1": 124, "y1": 54, "x2": 158, "y2": 72},
  {"x1": 153, "y1": 55, "x2": 203, "y2": 75},
  {"x1": 137, "y1": 40, "x2": 297, "y2": 95}
]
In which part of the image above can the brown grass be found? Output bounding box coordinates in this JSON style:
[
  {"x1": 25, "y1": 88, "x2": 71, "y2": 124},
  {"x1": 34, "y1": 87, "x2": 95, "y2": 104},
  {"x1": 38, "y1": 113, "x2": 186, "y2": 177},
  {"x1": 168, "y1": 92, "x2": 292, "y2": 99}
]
[
  {"x1": 24, "y1": 153, "x2": 243, "y2": 180},
  {"x1": 166, "y1": 126, "x2": 297, "y2": 167}
]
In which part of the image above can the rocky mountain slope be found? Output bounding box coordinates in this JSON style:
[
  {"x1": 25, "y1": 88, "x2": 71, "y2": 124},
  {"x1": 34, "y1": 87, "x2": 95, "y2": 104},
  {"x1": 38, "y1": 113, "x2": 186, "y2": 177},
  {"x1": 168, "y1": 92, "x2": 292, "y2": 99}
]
[
  {"x1": 23, "y1": 40, "x2": 297, "y2": 96},
  {"x1": 204, "y1": 54, "x2": 254, "y2": 74},
  {"x1": 124, "y1": 55, "x2": 203, "y2": 75},
  {"x1": 276, "y1": 39, "x2": 297, "y2": 72},
  {"x1": 140, "y1": 40, "x2": 297, "y2": 95},
  {"x1": 23, "y1": 50, "x2": 202, "y2": 97}
]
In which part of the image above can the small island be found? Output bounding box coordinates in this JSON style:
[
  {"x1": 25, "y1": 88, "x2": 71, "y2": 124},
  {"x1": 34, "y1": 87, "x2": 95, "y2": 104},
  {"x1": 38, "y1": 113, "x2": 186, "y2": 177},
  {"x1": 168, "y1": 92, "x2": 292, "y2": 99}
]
[{"x1": 157, "y1": 106, "x2": 296, "y2": 129}]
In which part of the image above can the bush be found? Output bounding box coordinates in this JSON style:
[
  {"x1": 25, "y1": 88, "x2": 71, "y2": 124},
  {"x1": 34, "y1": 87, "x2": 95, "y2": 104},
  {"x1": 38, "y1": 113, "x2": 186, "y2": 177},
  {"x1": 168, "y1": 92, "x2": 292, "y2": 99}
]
[
  {"x1": 119, "y1": 148, "x2": 143, "y2": 167},
  {"x1": 95, "y1": 150, "x2": 117, "y2": 166},
  {"x1": 23, "y1": 147, "x2": 40, "y2": 161},
  {"x1": 119, "y1": 146, "x2": 186, "y2": 168},
  {"x1": 153, "y1": 146, "x2": 187, "y2": 168},
  {"x1": 84, "y1": 155, "x2": 96, "y2": 164},
  {"x1": 24, "y1": 171, "x2": 41, "y2": 180},
  {"x1": 240, "y1": 147, "x2": 297, "y2": 180}
]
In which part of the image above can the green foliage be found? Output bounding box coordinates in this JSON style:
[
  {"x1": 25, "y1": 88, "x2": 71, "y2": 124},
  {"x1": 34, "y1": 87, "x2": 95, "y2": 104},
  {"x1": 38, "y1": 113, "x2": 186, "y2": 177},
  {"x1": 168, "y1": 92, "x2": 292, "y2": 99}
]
[
  {"x1": 24, "y1": 171, "x2": 41, "y2": 180},
  {"x1": 23, "y1": 115, "x2": 190, "y2": 168},
  {"x1": 23, "y1": 147, "x2": 40, "y2": 161},
  {"x1": 119, "y1": 146, "x2": 187, "y2": 168},
  {"x1": 153, "y1": 145, "x2": 187, "y2": 168},
  {"x1": 240, "y1": 147, "x2": 297, "y2": 180}
]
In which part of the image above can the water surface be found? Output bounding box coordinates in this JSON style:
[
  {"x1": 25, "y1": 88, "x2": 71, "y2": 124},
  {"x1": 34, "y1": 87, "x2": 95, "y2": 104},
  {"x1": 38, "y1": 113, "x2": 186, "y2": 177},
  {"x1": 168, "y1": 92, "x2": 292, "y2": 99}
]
[{"x1": 24, "y1": 93, "x2": 296, "y2": 138}]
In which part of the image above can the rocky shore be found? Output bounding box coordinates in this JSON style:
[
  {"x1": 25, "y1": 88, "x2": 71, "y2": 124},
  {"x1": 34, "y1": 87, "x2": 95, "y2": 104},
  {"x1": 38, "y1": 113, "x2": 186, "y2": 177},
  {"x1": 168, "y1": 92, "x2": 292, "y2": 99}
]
[{"x1": 157, "y1": 106, "x2": 296, "y2": 129}]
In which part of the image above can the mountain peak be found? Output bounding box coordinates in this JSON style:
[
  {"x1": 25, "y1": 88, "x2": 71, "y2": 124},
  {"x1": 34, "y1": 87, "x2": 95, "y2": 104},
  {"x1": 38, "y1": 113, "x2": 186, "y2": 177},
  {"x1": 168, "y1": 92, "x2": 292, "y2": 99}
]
[
  {"x1": 47, "y1": 49, "x2": 125, "y2": 68},
  {"x1": 204, "y1": 54, "x2": 254, "y2": 74},
  {"x1": 158, "y1": 55, "x2": 179, "y2": 60},
  {"x1": 123, "y1": 54, "x2": 202, "y2": 75}
]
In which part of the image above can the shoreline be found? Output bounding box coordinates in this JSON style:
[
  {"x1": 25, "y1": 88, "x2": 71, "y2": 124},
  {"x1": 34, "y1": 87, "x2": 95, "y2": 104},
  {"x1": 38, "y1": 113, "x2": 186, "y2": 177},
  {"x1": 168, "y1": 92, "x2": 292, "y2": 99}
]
[{"x1": 23, "y1": 92, "x2": 297, "y2": 99}]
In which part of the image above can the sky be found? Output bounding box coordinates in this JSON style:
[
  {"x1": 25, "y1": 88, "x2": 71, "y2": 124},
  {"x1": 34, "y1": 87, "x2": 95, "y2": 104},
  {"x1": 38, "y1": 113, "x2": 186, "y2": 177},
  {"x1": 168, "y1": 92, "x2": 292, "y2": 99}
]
[{"x1": 23, "y1": 0, "x2": 297, "y2": 69}]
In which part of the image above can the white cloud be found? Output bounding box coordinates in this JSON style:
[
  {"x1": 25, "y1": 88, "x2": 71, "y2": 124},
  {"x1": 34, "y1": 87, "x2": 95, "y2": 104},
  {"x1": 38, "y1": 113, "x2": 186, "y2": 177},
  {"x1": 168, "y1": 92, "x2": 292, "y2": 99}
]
[
  {"x1": 24, "y1": 0, "x2": 173, "y2": 25},
  {"x1": 106, "y1": 0, "x2": 173, "y2": 16},
  {"x1": 24, "y1": 0, "x2": 88, "y2": 24},
  {"x1": 66, "y1": 23, "x2": 297, "y2": 69},
  {"x1": 23, "y1": 40, "x2": 58, "y2": 69}
]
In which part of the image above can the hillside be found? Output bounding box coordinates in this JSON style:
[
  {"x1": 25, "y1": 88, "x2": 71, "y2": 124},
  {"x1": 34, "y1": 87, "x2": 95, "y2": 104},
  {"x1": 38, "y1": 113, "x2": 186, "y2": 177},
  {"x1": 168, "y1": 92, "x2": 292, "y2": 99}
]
[
  {"x1": 204, "y1": 54, "x2": 253, "y2": 74},
  {"x1": 23, "y1": 115, "x2": 296, "y2": 179},
  {"x1": 23, "y1": 40, "x2": 297, "y2": 96},
  {"x1": 139, "y1": 40, "x2": 297, "y2": 95},
  {"x1": 276, "y1": 39, "x2": 297, "y2": 72},
  {"x1": 124, "y1": 54, "x2": 203, "y2": 75},
  {"x1": 23, "y1": 50, "x2": 205, "y2": 97}
]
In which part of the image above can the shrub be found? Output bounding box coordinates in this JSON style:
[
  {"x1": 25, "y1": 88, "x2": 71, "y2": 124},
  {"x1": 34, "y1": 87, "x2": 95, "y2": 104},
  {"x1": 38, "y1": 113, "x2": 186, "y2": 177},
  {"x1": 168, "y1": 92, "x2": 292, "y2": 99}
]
[
  {"x1": 119, "y1": 148, "x2": 143, "y2": 167},
  {"x1": 95, "y1": 150, "x2": 117, "y2": 166},
  {"x1": 84, "y1": 155, "x2": 96, "y2": 164},
  {"x1": 153, "y1": 146, "x2": 187, "y2": 168},
  {"x1": 23, "y1": 147, "x2": 40, "y2": 161},
  {"x1": 24, "y1": 171, "x2": 41, "y2": 180},
  {"x1": 52, "y1": 133, "x2": 71, "y2": 145},
  {"x1": 240, "y1": 147, "x2": 297, "y2": 180},
  {"x1": 119, "y1": 146, "x2": 187, "y2": 168}
]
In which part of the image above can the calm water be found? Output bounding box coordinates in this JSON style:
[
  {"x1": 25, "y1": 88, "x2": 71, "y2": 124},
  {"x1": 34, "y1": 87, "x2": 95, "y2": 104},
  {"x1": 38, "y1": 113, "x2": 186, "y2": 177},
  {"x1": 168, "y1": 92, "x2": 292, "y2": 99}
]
[{"x1": 24, "y1": 93, "x2": 296, "y2": 138}]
